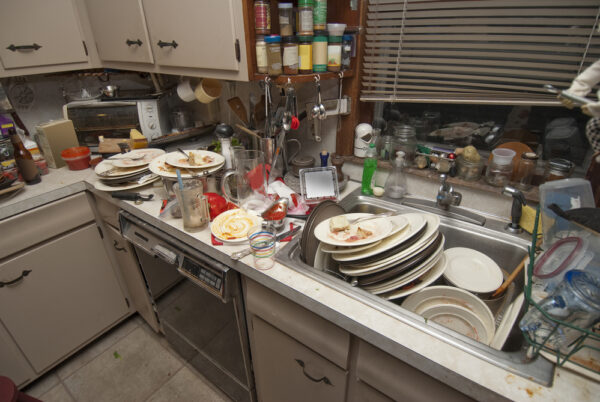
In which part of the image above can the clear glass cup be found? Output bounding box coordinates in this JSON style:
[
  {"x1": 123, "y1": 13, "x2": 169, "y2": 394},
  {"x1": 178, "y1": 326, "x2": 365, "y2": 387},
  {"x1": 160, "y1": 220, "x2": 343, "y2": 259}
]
[
  {"x1": 172, "y1": 179, "x2": 210, "y2": 231},
  {"x1": 248, "y1": 225, "x2": 276, "y2": 270},
  {"x1": 391, "y1": 124, "x2": 417, "y2": 164},
  {"x1": 456, "y1": 155, "x2": 484, "y2": 181}
]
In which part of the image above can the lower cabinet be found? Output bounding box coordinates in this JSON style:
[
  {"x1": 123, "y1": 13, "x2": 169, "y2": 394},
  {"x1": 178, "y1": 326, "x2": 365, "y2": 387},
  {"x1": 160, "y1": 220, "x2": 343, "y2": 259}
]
[{"x1": 0, "y1": 222, "x2": 129, "y2": 378}]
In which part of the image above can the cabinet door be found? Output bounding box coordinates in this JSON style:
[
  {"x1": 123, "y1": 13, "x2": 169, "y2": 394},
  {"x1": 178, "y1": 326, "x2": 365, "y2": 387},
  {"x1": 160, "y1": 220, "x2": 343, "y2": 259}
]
[
  {"x1": 104, "y1": 225, "x2": 160, "y2": 332},
  {"x1": 0, "y1": 223, "x2": 129, "y2": 373},
  {"x1": 250, "y1": 316, "x2": 348, "y2": 402},
  {"x1": 142, "y1": 0, "x2": 240, "y2": 71},
  {"x1": 0, "y1": 321, "x2": 35, "y2": 388},
  {"x1": 85, "y1": 0, "x2": 154, "y2": 64},
  {"x1": 0, "y1": 0, "x2": 88, "y2": 69}
]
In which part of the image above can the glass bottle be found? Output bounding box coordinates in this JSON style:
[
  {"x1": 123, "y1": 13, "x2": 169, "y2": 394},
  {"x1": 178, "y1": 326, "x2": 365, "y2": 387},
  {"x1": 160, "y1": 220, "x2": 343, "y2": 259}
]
[
  {"x1": 298, "y1": 0, "x2": 314, "y2": 36},
  {"x1": 9, "y1": 127, "x2": 40, "y2": 184},
  {"x1": 254, "y1": 0, "x2": 271, "y2": 35},
  {"x1": 384, "y1": 151, "x2": 408, "y2": 199},
  {"x1": 361, "y1": 143, "x2": 378, "y2": 195},
  {"x1": 278, "y1": 3, "x2": 294, "y2": 36}
]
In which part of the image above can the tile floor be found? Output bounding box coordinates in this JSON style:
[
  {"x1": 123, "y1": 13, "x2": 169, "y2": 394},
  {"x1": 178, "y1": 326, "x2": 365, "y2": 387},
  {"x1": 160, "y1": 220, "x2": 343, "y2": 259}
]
[{"x1": 22, "y1": 315, "x2": 233, "y2": 402}]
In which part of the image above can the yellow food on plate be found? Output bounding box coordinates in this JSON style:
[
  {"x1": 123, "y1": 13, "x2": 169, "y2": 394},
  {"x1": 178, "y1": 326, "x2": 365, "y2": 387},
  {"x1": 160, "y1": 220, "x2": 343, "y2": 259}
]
[
  {"x1": 189, "y1": 152, "x2": 214, "y2": 166},
  {"x1": 211, "y1": 209, "x2": 262, "y2": 241}
]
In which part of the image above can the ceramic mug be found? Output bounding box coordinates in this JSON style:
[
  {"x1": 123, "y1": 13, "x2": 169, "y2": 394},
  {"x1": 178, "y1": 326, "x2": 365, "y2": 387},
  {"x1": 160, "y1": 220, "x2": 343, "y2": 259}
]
[
  {"x1": 194, "y1": 78, "x2": 222, "y2": 103},
  {"x1": 176, "y1": 80, "x2": 196, "y2": 102}
]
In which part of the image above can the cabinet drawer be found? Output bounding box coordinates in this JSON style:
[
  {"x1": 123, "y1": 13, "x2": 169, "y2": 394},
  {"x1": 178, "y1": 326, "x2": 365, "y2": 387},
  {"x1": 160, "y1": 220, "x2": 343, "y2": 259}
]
[
  {"x1": 244, "y1": 278, "x2": 350, "y2": 369},
  {"x1": 0, "y1": 193, "x2": 94, "y2": 259},
  {"x1": 252, "y1": 316, "x2": 348, "y2": 402},
  {"x1": 356, "y1": 340, "x2": 474, "y2": 402}
]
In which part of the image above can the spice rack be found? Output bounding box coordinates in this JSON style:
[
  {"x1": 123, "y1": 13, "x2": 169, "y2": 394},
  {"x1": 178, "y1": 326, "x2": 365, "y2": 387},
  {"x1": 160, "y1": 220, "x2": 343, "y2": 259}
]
[{"x1": 521, "y1": 207, "x2": 600, "y2": 377}]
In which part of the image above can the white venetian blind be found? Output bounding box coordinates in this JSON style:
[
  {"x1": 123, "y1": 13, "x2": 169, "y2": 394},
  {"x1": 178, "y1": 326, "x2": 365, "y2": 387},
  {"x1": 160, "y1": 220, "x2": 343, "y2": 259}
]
[{"x1": 361, "y1": 0, "x2": 600, "y2": 104}]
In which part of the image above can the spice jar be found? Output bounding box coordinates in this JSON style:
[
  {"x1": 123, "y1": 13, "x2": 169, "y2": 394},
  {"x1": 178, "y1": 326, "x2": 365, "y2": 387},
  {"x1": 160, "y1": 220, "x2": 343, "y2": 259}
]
[
  {"x1": 298, "y1": 36, "x2": 313, "y2": 74},
  {"x1": 255, "y1": 35, "x2": 268, "y2": 74},
  {"x1": 544, "y1": 158, "x2": 574, "y2": 182},
  {"x1": 265, "y1": 35, "x2": 282, "y2": 76},
  {"x1": 254, "y1": 0, "x2": 271, "y2": 35},
  {"x1": 278, "y1": 3, "x2": 294, "y2": 37},
  {"x1": 313, "y1": 30, "x2": 328, "y2": 72},
  {"x1": 485, "y1": 148, "x2": 515, "y2": 187},
  {"x1": 327, "y1": 23, "x2": 346, "y2": 72},
  {"x1": 313, "y1": 0, "x2": 327, "y2": 30},
  {"x1": 341, "y1": 34, "x2": 352, "y2": 70},
  {"x1": 514, "y1": 152, "x2": 538, "y2": 191},
  {"x1": 298, "y1": 0, "x2": 314, "y2": 36},
  {"x1": 282, "y1": 36, "x2": 299, "y2": 75}
]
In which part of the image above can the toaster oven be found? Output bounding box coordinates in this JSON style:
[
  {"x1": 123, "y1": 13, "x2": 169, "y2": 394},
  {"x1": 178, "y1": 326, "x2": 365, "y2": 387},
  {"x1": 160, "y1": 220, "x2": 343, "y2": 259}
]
[{"x1": 63, "y1": 98, "x2": 170, "y2": 149}]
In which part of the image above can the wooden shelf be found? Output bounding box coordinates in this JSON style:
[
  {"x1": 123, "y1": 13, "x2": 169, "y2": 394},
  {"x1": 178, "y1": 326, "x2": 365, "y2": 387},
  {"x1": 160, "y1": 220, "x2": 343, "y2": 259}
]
[{"x1": 253, "y1": 70, "x2": 354, "y2": 85}]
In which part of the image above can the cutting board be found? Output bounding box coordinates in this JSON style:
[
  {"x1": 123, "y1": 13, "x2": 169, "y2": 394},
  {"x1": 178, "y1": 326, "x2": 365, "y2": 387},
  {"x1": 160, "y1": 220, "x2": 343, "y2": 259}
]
[{"x1": 98, "y1": 138, "x2": 134, "y2": 154}]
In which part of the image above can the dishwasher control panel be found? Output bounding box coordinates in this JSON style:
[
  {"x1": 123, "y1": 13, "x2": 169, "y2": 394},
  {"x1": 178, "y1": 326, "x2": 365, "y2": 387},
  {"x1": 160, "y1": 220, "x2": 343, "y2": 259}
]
[{"x1": 179, "y1": 256, "x2": 226, "y2": 298}]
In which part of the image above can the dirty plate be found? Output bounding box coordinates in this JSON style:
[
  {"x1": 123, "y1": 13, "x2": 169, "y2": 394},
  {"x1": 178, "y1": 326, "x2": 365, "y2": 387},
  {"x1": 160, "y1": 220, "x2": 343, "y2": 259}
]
[
  {"x1": 165, "y1": 150, "x2": 224, "y2": 169},
  {"x1": 149, "y1": 154, "x2": 224, "y2": 178},
  {"x1": 313, "y1": 213, "x2": 393, "y2": 247},
  {"x1": 211, "y1": 208, "x2": 263, "y2": 243},
  {"x1": 110, "y1": 148, "x2": 165, "y2": 168}
]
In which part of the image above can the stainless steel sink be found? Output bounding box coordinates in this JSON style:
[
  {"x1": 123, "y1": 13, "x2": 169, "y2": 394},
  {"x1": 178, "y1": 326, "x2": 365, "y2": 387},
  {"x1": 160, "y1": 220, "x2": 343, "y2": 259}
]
[{"x1": 277, "y1": 188, "x2": 555, "y2": 386}]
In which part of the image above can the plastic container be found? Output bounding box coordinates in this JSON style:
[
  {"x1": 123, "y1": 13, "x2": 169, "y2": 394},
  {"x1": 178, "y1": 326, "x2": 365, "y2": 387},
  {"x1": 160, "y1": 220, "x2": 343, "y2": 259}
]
[
  {"x1": 278, "y1": 3, "x2": 294, "y2": 36},
  {"x1": 341, "y1": 34, "x2": 353, "y2": 70},
  {"x1": 282, "y1": 36, "x2": 299, "y2": 74},
  {"x1": 313, "y1": 30, "x2": 328, "y2": 73},
  {"x1": 265, "y1": 35, "x2": 283, "y2": 76},
  {"x1": 298, "y1": 36, "x2": 313, "y2": 74},
  {"x1": 327, "y1": 23, "x2": 346, "y2": 37},
  {"x1": 485, "y1": 148, "x2": 515, "y2": 187},
  {"x1": 361, "y1": 143, "x2": 378, "y2": 195},
  {"x1": 313, "y1": 0, "x2": 327, "y2": 30},
  {"x1": 298, "y1": 0, "x2": 314, "y2": 36},
  {"x1": 255, "y1": 35, "x2": 268, "y2": 74},
  {"x1": 61, "y1": 146, "x2": 90, "y2": 170},
  {"x1": 326, "y1": 23, "x2": 346, "y2": 72}
]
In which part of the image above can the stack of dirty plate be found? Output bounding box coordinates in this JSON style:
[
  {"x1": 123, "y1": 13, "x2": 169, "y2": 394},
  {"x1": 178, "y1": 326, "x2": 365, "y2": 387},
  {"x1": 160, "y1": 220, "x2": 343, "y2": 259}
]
[
  {"x1": 94, "y1": 148, "x2": 165, "y2": 192},
  {"x1": 314, "y1": 211, "x2": 447, "y2": 299},
  {"x1": 148, "y1": 149, "x2": 225, "y2": 180}
]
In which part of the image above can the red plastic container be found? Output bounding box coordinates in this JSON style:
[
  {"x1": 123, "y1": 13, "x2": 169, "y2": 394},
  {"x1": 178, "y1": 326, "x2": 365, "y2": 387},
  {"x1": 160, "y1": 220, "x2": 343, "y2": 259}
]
[{"x1": 61, "y1": 146, "x2": 91, "y2": 170}]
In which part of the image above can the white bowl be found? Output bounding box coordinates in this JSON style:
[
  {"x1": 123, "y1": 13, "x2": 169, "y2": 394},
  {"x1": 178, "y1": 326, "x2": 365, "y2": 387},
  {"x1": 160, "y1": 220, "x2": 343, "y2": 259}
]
[{"x1": 420, "y1": 304, "x2": 493, "y2": 344}]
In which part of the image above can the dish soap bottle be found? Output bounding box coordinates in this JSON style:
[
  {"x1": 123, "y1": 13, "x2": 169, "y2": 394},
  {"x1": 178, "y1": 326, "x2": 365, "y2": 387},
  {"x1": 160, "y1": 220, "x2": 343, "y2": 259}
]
[
  {"x1": 384, "y1": 151, "x2": 408, "y2": 199},
  {"x1": 361, "y1": 143, "x2": 378, "y2": 195}
]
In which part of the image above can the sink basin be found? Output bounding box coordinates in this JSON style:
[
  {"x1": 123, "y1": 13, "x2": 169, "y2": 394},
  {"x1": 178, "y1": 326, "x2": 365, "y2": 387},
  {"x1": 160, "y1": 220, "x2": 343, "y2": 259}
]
[{"x1": 277, "y1": 188, "x2": 555, "y2": 386}]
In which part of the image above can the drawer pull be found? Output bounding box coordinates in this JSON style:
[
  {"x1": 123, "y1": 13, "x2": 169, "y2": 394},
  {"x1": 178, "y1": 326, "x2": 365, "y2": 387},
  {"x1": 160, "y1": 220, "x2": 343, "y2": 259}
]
[
  {"x1": 113, "y1": 240, "x2": 126, "y2": 252},
  {"x1": 294, "y1": 359, "x2": 333, "y2": 386},
  {"x1": 157, "y1": 40, "x2": 178, "y2": 49},
  {"x1": 0, "y1": 270, "x2": 32, "y2": 288},
  {"x1": 6, "y1": 43, "x2": 42, "y2": 52},
  {"x1": 126, "y1": 39, "x2": 143, "y2": 47}
]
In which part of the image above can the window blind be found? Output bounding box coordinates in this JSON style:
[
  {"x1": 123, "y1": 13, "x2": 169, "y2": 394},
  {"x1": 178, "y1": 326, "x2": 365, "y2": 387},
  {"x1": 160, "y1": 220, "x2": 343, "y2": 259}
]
[{"x1": 361, "y1": 0, "x2": 600, "y2": 105}]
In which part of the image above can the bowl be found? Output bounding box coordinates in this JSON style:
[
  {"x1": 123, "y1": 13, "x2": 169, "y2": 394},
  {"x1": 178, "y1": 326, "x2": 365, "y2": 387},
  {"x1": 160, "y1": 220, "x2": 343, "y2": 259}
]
[{"x1": 61, "y1": 146, "x2": 91, "y2": 170}]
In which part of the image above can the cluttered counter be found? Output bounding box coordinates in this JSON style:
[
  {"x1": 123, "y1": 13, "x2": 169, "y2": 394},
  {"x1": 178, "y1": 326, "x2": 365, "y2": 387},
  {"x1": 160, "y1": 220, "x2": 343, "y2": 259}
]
[{"x1": 0, "y1": 167, "x2": 598, "y2": 402}]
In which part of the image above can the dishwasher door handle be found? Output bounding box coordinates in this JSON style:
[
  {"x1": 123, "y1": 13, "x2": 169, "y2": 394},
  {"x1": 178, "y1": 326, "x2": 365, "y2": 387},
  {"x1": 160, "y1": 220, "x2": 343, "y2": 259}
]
[{"x1": 151, "y1": 244, "x2": 178, "y2": 265}]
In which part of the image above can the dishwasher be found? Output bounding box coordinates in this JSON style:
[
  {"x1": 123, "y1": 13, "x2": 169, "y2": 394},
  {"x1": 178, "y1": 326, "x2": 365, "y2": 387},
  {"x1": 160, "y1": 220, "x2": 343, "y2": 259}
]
[{"x1": 119, "y1": 211, "x2": 255, "y2": 402}]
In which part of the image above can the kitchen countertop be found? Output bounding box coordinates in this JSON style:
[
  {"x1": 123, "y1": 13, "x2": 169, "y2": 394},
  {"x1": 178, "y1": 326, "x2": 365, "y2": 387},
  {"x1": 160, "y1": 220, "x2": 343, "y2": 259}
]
[{"x1": 1, "y1": 167, "x2": 598, "y2": 401}]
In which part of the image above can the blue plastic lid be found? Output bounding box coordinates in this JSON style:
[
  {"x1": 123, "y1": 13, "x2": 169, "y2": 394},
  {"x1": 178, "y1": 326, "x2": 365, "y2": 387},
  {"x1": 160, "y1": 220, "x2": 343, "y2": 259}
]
[
  {"x1": 264, "y1": 35, "x2": 281, "y2": 43},
  {"x1": 343, "y1": 34, "x2": 353, "y2": 41}
]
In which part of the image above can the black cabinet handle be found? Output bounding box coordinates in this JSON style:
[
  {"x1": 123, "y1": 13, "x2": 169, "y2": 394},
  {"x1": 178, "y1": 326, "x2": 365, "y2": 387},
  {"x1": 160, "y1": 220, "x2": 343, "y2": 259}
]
[
  {"x1": 0, "y1": 270, "x2": 32, "y2": 288},
  {"x1": 113, "y1": 240, "x2": 126, "y2": 252},
  {"x1": 126, "y1": 39, "x2": 143, "y2": 47},
  {"x1": 6, "y1": 43, "x2": 42, "y2": 52},
  {"x1": 157, "y1": 40, "x2": 178, "y2": 49},
  {"x1": 294, "y1": 359, "x2": 333, "y2": 386}
]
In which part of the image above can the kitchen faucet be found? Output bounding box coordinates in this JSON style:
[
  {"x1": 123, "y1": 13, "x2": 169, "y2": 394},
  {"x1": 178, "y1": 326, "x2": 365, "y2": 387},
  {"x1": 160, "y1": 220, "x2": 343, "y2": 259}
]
[
  {"x1": 502, "y1": 185, "x2": 526, "y2": 233},
  {"x1": 436, "y1": 174, "x2": 462, "y2": 210}
]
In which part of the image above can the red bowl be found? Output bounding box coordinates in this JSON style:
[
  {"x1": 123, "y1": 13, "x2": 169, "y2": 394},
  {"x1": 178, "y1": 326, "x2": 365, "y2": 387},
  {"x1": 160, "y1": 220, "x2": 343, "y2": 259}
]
[{"x1": 61, "y1": 146, "x2": 91, "y2": 170}]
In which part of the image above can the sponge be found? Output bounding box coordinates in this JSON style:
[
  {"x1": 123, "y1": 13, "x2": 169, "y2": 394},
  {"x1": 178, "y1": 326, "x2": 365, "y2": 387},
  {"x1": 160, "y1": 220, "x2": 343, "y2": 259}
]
[
  {"x1": 130, "y1": 129, "x2": 148, "y2": 149},
  {"x1": 520, "y1": 205, "x2": 543, "y2": 235}
]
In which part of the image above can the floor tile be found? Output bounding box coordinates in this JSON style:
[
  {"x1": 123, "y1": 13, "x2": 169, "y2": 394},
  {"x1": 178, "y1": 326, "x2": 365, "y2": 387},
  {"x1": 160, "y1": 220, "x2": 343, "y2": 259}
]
[
  {"x1": 146, "y1": 366, "x2": 232, "y2": 402},
  {"x1": 56, "y1": 315, "x2": 139, "y2": 380},
  {"x1": 63, "y1": 326, "x2": 182, "y2": 402},
  {"x1": 39, "y1": 383, "x2": 75, "y2": 402},
  {"x1": 22, "y1": 372, "x2": 60, "y2": 398}
]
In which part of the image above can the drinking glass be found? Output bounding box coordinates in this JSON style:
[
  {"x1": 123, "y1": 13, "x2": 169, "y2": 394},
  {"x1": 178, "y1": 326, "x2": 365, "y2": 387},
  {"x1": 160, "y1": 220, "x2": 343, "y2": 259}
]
[{"x1": 221, "y1": 150, "x2": 269, "y2": 214}]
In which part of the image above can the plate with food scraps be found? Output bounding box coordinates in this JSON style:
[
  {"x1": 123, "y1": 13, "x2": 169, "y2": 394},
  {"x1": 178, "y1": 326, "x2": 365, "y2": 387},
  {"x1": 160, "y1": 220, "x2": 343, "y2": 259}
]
[
  {"x1": 211, "y1": 208, "x2": 263, "y2": 243},
  {"x1": 110, "y1": 148, "x2": 165, "y2": 168},
  {"x1": 149, "y1": 154, "x2": 224, "y2": 178},
  {"x1": 313, "y1": 213, "x2": 393, "y2": 247},
  {"x1": 94, "y1": 174, "x2": 160, "y2": 192},
  {"x1": 165, "y1": 150, "x2": 224, "y2": 169},
  {"x1": 95, "y1": 159, "x2": 148, "y2": 177}
]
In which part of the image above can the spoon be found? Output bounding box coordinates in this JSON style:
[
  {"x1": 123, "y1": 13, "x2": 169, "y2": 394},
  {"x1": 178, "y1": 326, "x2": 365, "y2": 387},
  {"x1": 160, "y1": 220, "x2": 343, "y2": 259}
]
[
  {"x1": 177, "y1": 147, "x2": 191, "y2": 162},
  {"x1": 316, "y1": 80, "x2": 326, "y2": 120}
]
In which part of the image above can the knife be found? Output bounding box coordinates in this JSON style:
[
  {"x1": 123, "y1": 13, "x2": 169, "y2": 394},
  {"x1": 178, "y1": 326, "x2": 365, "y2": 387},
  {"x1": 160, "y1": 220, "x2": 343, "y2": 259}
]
[
  {"x1": 231, "y1": 225, "x2": 301, "y2": 260},
  {"x1": 112, "y1": 192, "x2": 154, "y2": 204}
]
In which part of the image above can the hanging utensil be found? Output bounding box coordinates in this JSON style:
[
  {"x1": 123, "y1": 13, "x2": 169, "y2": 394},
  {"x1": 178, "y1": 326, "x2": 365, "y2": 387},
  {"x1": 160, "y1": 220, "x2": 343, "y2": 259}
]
[
  {"x1": 336, "y1": 72, "x2": 344, "y2": 133},
  {"x1": 227, "y1": 97, "x2": 249, "y2": 126}
]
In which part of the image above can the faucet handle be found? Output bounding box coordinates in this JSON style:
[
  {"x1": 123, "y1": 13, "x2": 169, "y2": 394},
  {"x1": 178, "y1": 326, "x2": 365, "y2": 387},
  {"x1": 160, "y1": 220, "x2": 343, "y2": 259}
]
[{"x1": 439, "y1": 173, "x2": 448, "y2": 184}]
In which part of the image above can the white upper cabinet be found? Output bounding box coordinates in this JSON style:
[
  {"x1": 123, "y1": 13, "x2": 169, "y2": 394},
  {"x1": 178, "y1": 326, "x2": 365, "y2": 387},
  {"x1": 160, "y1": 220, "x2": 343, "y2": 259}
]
[
  {"x1": 142, "y1": 0, "x2": 241, "y2": 71},
  {"x1": 0, "y1": 0, "x2": 89, "y2": 70},
  {"x1": 85, "y1": 0, "x2": 154, "y2": 64}
]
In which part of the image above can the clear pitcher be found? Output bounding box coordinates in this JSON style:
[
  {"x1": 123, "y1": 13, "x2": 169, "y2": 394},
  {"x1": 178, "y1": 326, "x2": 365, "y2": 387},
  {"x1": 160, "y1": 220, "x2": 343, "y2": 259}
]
[{"x1": 221, "y1": 150, "x2": 269, "y2": 214}]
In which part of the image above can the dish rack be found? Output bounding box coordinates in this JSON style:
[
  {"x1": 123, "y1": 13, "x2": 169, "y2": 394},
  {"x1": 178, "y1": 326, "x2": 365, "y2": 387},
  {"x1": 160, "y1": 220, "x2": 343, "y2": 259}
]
[{"x1": 521, "y1": 206, "x2": 600, "y2": 376}]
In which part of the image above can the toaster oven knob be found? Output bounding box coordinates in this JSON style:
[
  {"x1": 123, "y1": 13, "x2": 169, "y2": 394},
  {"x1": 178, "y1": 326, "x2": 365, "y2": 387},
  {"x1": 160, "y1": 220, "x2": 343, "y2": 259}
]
[{"x1": 148, "y1": 122, "x2": 156, "y2": 129}]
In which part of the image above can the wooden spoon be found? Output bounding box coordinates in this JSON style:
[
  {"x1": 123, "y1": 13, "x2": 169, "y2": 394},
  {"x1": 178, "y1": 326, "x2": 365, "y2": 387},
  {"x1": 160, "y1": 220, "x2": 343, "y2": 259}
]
[{"x1": 227, "y1": 97, "x2": 249, "y2": 126}]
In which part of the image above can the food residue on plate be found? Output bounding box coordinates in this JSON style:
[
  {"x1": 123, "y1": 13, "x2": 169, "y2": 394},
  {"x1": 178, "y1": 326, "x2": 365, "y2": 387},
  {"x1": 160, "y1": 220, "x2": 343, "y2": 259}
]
[
  {"x1": 211, "y1": 209, "x2": 260, "y2": 241},
  {"x1": 328, "y1": 216, "x2": 376, "y2": 243}
]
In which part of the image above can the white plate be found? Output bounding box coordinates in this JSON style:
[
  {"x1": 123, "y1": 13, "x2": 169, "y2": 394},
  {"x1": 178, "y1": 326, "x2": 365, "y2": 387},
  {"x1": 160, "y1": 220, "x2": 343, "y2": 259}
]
[
  {"x1": 490, "y1": 293, "x2": 524, "y2": 350},
  {"x1": 314, "y1": 213, "x2": 394, "y2": 247},
  {"x1": 443, "y1": 247, "x2": 504, "y2": 293},
  {"x1": 363, "y1": 237, "x2": 445, "y2": 294},
  {"x1": 210, "y1": 208, "x2": 262, "y2": 243},
  {"x1": 402, "y1": 285, "x2": 495, "y2": 344},
  {"x1": 383, "y1": 253, "x2": 449, "y2": 300},
  {"x1": 165, "y1": 150, "x2": 224, "y2": 169},
  {"x1": 314, "y1": 243, "x2": 333, "y2": 271},
  {"x1": 321, "y1": 240, "x2": 383, "y2": 254},
  {"x1": 93, "y1": 175, "x2": 160, "y2": 192},
  {"x1": 333, "y1": 213, "x2": 429, "y2": 262},
  {"x1": 110, "y1": 148, "x2": 165, "y2": 168},
  {"x1": 149, "y1": 154, "x2": 224, "y2": 178},
  {"x1": 95, "y1": 159, "x2": 148, "y2": 177},
  {"x1": 338, "y1": 214, "x2": 440, "y2": 275},
  {"x1": 421, "y1": 303, "x2": 493, "y2": 344}
]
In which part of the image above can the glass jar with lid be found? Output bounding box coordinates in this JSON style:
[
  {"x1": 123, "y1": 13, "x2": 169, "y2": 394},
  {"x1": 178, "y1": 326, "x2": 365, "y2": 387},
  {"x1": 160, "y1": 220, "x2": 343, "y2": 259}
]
[
  {"x1": 544, "y1": 158, "x2": 574, "y2": 182},
  {"x1": 264, "y1": 35, "x2": 282, "y2": 76},
  {"x1": 312, "y1": 30, "x2": 328, "y2": 72},
  {"x1": 255, "y1": 35, "x2": 268, "y2": 74},
  {"x1": 313, "y1": 0, "x2": 327, "y2": 30},
  {"x1": 278, "y1": 3, "x2": 294, "y2": 37},
  {"x1": 254, "y1": 0, "x2": 271, "y2": 35},
  {"x1": 391, "y1": 124, "x2": 417, "y2": 164},
  {"x1": 282, "y1": 36, "x2": 299, "y2": 75},
  {"x1": 456, "y1": 155, "x2": 484, "y2": 181},
  {"x1": 485, "y1": 148, "x2": 515, "y2": 187},
  {"x1": 298, "y1": 36, "x2": 313, "y2": 74},
  {"x1": 298, "y1": 0, "x2": 314, "y2": 36},
  {"x1": 514, "y1": 152, "x2": 538, "y2": 190}
]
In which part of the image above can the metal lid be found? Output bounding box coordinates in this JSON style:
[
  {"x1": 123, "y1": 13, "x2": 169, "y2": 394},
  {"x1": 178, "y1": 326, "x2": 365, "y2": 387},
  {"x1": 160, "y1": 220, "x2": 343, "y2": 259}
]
[
  {"x1": 548, "y1": 158, "x2": 573, "y2": 172},
  {"x1": 215, "y1": 123, "x2": 234, "y2": 138},
  {"x1": 278, "y1": 2, "x2": 293, "y2": 8},
  {"x1": 522, "y1": 152, "x2": 538, "y2": 160}
]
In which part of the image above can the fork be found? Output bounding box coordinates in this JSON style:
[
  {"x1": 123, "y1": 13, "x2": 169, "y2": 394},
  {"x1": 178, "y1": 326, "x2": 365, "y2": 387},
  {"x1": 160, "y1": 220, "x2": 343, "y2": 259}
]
[{"x1": 347, "y1": 211, "x2": 397, "y2": 225}]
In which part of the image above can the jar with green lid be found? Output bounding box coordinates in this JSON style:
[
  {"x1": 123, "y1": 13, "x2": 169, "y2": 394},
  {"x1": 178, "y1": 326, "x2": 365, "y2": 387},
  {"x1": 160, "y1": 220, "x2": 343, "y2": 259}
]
[
  {"x1": 298, "y1": 36, "x2": 313, "y2": 74},
  {"x1": 298, "y1": 0, "x2": 314, "y2": 36},
  {"x1": 313, "y1": 30, "x2": 328, "y2": 72},
  {"x1": 278, "y1": 3, "x2": 294, "y2": 37},
  {"x1": 327, "y1": 35, "x2": 342, "y2": 72},
  {"x1": 282, "y1": 36, "x2": 299, "y2": 75},
  {"x1": 264, "y1": 35, "x2": 282, "y2": 76},
  {"x1": 313, "y1": 0, "x2": 327, "y2": 30},
  {"x1": 255, "y1": 35, "x2": 268, "y2": 74}
]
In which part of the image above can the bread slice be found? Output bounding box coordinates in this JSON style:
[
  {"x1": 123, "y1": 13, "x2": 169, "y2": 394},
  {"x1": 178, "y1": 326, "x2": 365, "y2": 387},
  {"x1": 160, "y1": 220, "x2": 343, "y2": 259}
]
[{"x1": 329, "y1": 216, "x2": 349, "y2": 232}]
